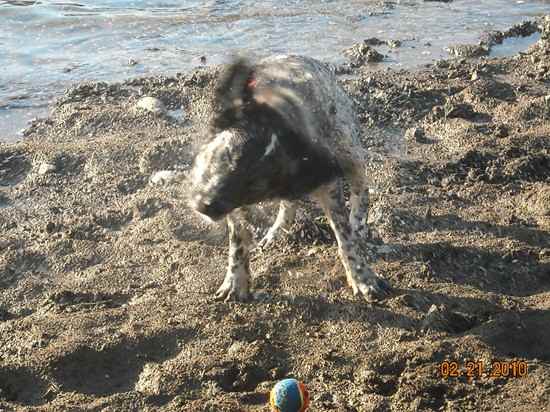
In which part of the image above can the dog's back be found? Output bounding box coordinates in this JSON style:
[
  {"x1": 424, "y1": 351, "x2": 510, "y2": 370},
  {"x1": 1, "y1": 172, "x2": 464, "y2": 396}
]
[{"x1": 254, "y1": 55, "x2": 365, "y2": 168}]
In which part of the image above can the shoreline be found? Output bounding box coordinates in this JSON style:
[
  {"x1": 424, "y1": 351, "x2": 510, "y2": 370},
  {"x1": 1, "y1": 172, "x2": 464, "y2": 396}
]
[{"x1": 2, "y1": 13, "x2": 549, "y2": 144}]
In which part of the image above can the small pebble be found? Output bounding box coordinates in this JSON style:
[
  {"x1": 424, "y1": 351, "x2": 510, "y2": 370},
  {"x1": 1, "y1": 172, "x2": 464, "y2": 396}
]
[
  {"x1": 150, "y1": 170, "x2": 177, "y2": 185},
  {"x1": 135, "y1": 96, "x2": 166, "y2": 115},
  {"x1": 37, "y1": 162, "x2": 56, "y2": 175},
  {"x1": 405, "y1": 127, "x2": 426, "y2": 143},
  {"x1": 387, "y1": 39, "x2": 402, "y2": 48}
]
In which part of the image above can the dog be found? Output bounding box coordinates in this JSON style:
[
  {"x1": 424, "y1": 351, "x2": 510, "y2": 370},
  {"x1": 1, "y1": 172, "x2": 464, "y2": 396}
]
[{"x1": 189, "y1": 55, "x2": 391, "y2": 302}]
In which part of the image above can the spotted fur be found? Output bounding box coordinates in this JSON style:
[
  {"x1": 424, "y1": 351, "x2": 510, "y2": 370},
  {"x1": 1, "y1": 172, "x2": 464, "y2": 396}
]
[{"x1": 190, "y1": 55, "x2": 391, "y2": 302}]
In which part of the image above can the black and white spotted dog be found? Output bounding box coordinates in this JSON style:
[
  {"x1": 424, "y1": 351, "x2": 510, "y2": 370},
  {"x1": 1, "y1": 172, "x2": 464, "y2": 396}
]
[{"x1": 190, "y1": 55, "x2": 392, "y2": 302}]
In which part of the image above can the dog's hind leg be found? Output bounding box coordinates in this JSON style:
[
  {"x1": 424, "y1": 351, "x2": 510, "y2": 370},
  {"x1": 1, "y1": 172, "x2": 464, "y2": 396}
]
[
  {"x1": 350, "y1": 164, "x2": 384, "y2": 244},
  {"x1": 315, "y1": 179, "x2": 391, "y2": 301},
  {"x1": 349, "y1": 168, "x2": 370, "y2": 240},
  {"x1": 257, "y1": 200, "x2": 297, "y2": 250},
  {"x1": 215, "y1": 213, "x2": 252, "y2": 302}
]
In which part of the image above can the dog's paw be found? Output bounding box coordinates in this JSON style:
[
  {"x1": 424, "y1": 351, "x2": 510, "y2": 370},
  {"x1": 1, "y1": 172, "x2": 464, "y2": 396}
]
[
  {"x1": 350, "y1": 272, "x2": 392, "y2": 302},
  {"x1": 214, "y1": 272, "x2": 250, "y2": 302},
  {"x1": 359, "y1": 276, "x2": 392, "y2": 301}
]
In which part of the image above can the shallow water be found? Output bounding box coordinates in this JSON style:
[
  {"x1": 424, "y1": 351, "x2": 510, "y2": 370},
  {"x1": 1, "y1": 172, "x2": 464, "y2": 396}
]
[{"x1": 1, "y1": 0, "x2": 549, "y2": 142}]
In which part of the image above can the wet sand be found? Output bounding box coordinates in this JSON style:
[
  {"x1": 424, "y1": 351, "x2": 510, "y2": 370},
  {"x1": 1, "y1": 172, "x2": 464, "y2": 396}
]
[{"x1": 0, "y1": 17, "x2": 549, "y2": 411}]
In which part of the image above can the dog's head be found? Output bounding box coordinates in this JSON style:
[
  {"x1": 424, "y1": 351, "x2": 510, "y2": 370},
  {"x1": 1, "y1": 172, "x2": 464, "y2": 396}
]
[{"x1": 190, "y1": 57, "x2": 340, "y2": 221}]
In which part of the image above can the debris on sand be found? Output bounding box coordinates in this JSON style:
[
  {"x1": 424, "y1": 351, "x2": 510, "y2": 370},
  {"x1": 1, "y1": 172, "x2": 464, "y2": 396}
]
[
  {"x1": 405, "y1": 127, "x2": 427, "y2": 143},
  {"x1": 150, "y1": 170, "x2": 179, "y2": 185},
  {"x1": 386, "y1": 39, "x2": 401, "y2": 48},
  {"x1": 363, "y1": 37, "x2": 401, "y2": 48},
  {"x1": 134, "y1": 96, "x2": 166, "y2": 115},
  {"x1": 364, "y1": 37, "x2": 385, "y2": 46},
  {"x1": 447, "y1": 43, "x2": 490, "y2": 58},
  {"x1": 37, "y1": 162, "x2": 56, "y2": 175},
  {"x1": 343, "y1": 41, "x2": 384, "y2": 67}
]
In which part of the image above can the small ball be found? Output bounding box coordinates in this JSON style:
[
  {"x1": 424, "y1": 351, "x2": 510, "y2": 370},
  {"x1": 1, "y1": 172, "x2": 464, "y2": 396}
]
[{"x1": 270, "y1": 378, "x2": 310, "y2": 412}]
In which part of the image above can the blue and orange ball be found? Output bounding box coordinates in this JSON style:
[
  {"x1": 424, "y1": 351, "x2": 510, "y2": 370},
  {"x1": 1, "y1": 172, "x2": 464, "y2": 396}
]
[{"x1": 269, "y1": 378, "x2": 310, "y2": 412}]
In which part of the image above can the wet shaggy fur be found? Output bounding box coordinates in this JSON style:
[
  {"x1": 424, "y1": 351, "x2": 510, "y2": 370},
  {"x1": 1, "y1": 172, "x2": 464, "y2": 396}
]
[{"x1": 190, "y1": 55, "x2": 392, "y2": 302}]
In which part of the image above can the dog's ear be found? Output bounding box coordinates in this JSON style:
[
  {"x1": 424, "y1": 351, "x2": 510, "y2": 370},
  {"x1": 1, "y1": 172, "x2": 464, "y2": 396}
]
[{"x1": 213, "y1": 58, "x2": 255, "y2": 121}]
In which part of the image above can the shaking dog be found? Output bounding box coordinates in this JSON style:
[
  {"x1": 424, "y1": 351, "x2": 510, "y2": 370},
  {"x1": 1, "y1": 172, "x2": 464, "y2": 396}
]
[{"x1": 190, "y1": 55, "x2": 391, "y2": 302}]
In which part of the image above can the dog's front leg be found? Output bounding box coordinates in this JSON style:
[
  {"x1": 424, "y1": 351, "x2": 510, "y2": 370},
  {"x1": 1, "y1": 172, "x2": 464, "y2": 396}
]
[
  {"x1": 215, "y1": 212, "x2": 252, "y2": 302},
  {"x1": 315, "y1": 179, "x2": 392, "y2": 301}
]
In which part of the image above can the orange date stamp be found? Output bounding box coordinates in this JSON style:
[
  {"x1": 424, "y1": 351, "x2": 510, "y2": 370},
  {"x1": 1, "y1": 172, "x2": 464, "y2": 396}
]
[{"x1": 439, "y1": 360, "x2": 528, "y2": 379}]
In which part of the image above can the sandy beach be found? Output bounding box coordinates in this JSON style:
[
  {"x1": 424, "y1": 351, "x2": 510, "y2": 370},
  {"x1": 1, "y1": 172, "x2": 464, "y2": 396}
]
[{"x1": 1, "y1": 17, "x2": 549, "y2": 411}]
